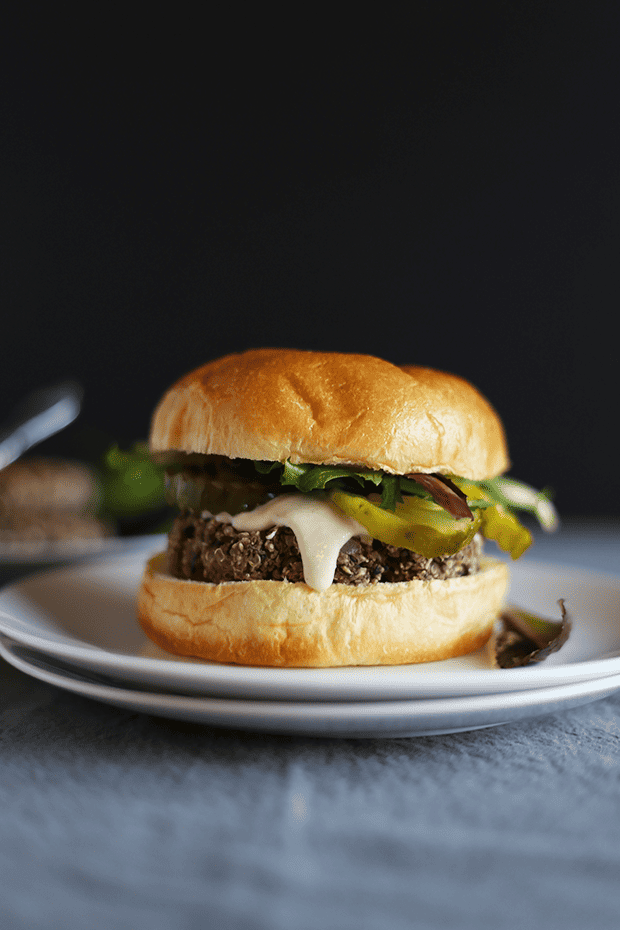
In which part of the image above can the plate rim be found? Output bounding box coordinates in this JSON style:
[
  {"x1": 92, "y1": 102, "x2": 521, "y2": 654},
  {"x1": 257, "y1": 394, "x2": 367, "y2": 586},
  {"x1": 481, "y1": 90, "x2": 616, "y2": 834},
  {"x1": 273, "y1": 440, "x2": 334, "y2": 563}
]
[
  {"x1": 1, "y1": 542, "x2": 620, "y2": 700},
  {"x1": 3, "y1": 633, "x2": 620, "y2": 715},
  {"x1": 0, "y1": 533, "x2": 163, "y2": 565}
]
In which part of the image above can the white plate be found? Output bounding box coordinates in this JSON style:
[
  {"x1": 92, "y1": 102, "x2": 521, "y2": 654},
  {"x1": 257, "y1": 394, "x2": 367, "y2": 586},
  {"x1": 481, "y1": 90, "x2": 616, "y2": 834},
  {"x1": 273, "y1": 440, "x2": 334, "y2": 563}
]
[
  {"x1": 0, "y1": 536, "x2": 619, "y2": 701},
  {"x1": 0, "y1": 534, "x2": 156, "y2": 565},
  {"x1": 1, "y1": 634, "x2": 618, "y2": 738}
]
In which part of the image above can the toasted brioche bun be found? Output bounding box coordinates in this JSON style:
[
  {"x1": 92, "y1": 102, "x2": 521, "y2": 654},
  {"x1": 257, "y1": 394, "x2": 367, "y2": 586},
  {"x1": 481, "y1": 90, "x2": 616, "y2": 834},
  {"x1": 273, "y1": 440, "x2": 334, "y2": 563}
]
[
  {"x1": 150, "y1": 349, "x2": 509, "y2": 479},
  {"x1": 137, "y1": 553, "x2": 509, "y2": 667}
]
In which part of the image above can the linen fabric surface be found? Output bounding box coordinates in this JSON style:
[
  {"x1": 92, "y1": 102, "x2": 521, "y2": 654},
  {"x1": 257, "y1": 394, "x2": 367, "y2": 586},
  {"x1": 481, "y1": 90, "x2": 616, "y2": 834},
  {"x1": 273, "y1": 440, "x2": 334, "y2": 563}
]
[{"x1": 1, "y1": 519, "x2": 620, "y2": 930}]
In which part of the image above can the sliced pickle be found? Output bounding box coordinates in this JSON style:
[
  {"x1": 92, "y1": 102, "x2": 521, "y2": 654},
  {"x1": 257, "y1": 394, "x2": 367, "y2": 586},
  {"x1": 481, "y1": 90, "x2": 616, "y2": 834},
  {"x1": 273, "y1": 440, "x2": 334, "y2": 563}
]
[
  {"x1": 477, "y1": 505, "x2": 533, "y2": 559},
  {"x1": 329, "y1": 490, "x2": 482, "y2": 558},
  {"x1": 165, "y1": 469, "x2": 278, "y2": 515},
  {"x1": 449, "y1": 478, "x2": 533, "y2": 559}
]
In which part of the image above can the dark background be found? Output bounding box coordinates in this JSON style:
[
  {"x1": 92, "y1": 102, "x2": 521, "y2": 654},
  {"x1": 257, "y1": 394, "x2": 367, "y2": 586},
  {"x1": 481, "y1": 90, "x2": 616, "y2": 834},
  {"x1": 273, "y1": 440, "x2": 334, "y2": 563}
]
[{"x1": 3, "y1": 4, "x2": 619, "y2": 515}]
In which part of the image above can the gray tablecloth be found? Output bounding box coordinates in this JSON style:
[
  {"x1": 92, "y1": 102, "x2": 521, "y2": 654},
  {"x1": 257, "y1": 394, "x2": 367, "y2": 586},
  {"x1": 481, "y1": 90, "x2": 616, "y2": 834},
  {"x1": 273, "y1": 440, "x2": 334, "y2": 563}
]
[{"x1": 2, "y1": 520, "x2": 620, "y2": 930}]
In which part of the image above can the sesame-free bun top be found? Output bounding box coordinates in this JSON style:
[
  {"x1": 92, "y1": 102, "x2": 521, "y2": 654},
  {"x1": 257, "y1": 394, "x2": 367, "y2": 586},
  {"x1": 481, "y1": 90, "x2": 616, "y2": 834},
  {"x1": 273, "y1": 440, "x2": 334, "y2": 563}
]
[{"x1": 150, "y1": 349, "x2": 509, "y2": 480}]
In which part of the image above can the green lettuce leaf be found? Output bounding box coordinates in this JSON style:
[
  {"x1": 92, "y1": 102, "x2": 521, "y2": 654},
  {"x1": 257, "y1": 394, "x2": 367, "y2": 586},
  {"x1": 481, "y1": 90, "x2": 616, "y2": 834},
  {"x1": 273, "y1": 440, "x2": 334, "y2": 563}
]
[
  {"x1": 102, "y1": 442, "x2": 167, "y2": 516},
  {"x1": 478, "y1": 477, "x2": 558, "y2": 531},
  {"x1": 254, "y1": 460, "x2": 550, "y2": 518},
  {"x1": 379, "y1": 474, "x2": 404, "y2": 510},
  {"x1": 251, "y1": 459, "x2": 556, "y2": 559}
]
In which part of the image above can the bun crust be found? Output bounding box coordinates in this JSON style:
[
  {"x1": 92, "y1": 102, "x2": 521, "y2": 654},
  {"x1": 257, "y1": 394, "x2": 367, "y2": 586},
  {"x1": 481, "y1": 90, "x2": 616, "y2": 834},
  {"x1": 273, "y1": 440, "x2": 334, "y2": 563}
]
[
  {"x1": 149, "y1": 349, "x2": 509, "y2": 479},
  {"x1": 137, "y1": 554, "x2": 509, "y2": 667}
]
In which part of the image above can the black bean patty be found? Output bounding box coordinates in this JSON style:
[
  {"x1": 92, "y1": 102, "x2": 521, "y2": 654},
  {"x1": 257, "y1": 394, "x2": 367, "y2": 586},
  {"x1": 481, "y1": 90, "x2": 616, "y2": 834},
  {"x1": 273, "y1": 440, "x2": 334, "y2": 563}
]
[{"x1": 167, "y1": 512, "x2": 482, "y2": 586}]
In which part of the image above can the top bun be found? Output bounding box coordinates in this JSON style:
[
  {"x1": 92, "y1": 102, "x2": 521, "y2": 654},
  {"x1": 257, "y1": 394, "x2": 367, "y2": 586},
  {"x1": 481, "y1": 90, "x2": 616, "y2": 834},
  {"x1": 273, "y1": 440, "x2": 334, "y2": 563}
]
[{"x1": 149, "y1": 349, "x2": 509, "y2": 479}]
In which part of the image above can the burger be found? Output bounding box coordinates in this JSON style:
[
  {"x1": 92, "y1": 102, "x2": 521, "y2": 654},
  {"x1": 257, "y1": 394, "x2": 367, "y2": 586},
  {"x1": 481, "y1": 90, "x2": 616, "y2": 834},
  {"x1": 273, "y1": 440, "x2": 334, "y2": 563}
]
[
  {"x1": 0, "y1": 456, "x2": 109, "y2": 552},
  {"x1": 137, "y1": 349, "x2": 555, "y2": 667}
]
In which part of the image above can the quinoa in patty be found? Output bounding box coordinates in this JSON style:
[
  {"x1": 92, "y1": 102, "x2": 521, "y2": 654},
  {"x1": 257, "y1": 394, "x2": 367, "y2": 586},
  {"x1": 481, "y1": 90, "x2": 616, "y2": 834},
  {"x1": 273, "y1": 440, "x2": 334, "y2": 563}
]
[{"x1": 167, "y1": 511, "x2": 483, "y2": 586}]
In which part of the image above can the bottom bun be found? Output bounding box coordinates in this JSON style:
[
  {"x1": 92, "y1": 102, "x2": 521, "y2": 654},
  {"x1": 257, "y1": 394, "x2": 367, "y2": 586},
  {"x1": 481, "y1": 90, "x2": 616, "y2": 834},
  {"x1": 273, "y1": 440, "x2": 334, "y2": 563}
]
[{"x1": 137, "y1": 553, "x2": 509, "y2": 667}]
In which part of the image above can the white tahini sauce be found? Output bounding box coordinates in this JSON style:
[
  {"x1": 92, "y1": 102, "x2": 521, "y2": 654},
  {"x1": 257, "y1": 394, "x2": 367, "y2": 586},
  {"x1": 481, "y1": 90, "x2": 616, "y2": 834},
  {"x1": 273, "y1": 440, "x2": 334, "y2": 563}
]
[{"x1": 212, "y1": 493, "x2": 369, "y2": 592}]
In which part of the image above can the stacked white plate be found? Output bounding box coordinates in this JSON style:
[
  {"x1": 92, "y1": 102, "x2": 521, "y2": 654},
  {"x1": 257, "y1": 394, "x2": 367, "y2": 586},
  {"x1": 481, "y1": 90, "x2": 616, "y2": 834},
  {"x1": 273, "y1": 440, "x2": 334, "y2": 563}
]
[{"x1": 1, "y1": 536, "x2": 620, "y2": 738}]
